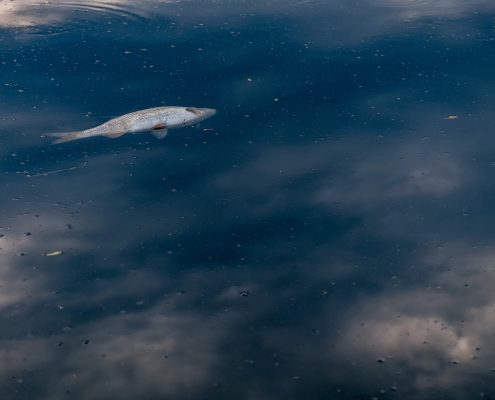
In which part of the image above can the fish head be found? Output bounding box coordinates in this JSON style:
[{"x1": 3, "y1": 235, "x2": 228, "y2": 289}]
[
  {"x1": 185, "y1": 107, "x2": 216, "y2": 123},
  {"x1": 164, "y1": 107, "x2": 216, "y2": 129}
]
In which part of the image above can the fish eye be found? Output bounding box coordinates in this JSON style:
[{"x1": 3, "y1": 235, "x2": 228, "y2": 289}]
[{"x1": 186, "y1": 107, "x2": 200, "y2": 115}]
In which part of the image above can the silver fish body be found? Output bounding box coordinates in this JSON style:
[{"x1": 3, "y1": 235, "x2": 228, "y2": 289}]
[{"x1": 48, "y1": 106, "x2": 216, "y2": 144}]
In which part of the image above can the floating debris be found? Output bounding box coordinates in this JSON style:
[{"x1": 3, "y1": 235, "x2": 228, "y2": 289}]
[
  {"x1": 25, "y1": 162, "x2": 87, "y2": 178},
  {"x1": 444, "y1": 115, "x2": 459, "y2": 120},
  {"x1": 44, "y1": 250, "x2": 63, "y2": 257}
]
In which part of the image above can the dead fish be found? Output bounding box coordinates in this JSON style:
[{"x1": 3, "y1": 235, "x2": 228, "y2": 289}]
[{"x1": 47, "y1": 106, "x2": 216, "y2": 144}]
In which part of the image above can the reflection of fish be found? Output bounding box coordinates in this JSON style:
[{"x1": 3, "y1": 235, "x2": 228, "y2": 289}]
[{"x1": 47, "y1": 106, "x2": 216, "y2": 144}]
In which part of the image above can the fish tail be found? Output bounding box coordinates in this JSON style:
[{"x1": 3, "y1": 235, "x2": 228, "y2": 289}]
[{"x1": 46, "y1": 131, "x2": 86, "y2": 145}]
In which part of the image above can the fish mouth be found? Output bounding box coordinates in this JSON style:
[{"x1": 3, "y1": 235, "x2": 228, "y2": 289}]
[{"x1": 198, "y1": 108, "x2": 216, "y2": 118}]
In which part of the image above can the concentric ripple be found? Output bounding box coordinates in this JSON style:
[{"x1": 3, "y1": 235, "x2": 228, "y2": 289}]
[{"x1": 0, "y1": 0, "x2": 180, "y2": 28}]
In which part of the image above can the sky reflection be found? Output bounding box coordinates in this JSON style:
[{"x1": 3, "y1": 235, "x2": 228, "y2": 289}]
[{"x1": 2, "y1": 1, "x2": 495, "y2": 399}]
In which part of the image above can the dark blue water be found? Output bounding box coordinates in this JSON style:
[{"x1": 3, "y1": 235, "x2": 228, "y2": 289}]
[{"x1": 2, "y1": 1, "x2": 495, "y2": 398}]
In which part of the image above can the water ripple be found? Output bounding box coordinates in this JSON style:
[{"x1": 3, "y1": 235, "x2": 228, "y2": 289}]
[
  {"x1": 55, "y1": 1, "x2": 149, "y2": 22},
  {"x1": 0, "y1": 0, "x2": 179, "y2": 28}
]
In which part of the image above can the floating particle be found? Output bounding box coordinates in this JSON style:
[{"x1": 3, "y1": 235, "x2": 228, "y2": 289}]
[{"x1": 45, "y1": 251, "x2": 63, "y2": 257}]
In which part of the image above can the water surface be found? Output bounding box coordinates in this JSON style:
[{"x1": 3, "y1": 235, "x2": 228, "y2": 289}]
[{"x1": 2, "y1": 1, "x2": 495, "y2": 399}]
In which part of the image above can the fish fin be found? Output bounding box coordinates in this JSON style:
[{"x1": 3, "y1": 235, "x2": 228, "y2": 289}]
[
  {"x1": 46, "y1": 131, "x2": 85, "y2": 145},
  {"x1": 152, "y1": 123, "x2": 167, "y2": 130},
  {"x1": 152, "y1": 129, "x2": 168, "y2": 139},
  {"x1": 103, "y1": 131, "x2": 127, "y2": 139}
]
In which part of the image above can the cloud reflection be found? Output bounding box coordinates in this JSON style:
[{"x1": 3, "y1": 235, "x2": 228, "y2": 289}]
[
  {"x1": 0, "y1": 0, "x2": 166, "y2": 27},
  {"x1": 0, "y1": 86, "x2": 488, "y2": 400},
  {"x1": 2, "y1": 1, "x2": 495, "y2": 399},
  {"x1": 1, "y1": 0, "x2": 494, "y2": 33},
  {"x1": 375, "y1": 0, "x2": 495, "y2": 19},
  {"x1": 0, "y1": 232, "x2": 42, "y2": 309},
  {"x1": 332, "y1": 242, "x2": 495, "y2": 392},
  {"x1": 210, "y1": 89, "x2": 495, "y2": 396},
  {"x1": 59, "y1": 305, "x2": 231, "y2": 399}
]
